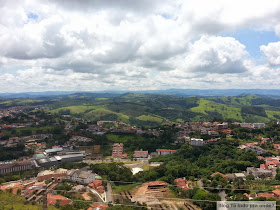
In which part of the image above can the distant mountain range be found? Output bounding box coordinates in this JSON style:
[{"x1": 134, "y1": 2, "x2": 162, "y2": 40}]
[{"x1": 0, "y1": 89, "x2": 280, "y2": 98}]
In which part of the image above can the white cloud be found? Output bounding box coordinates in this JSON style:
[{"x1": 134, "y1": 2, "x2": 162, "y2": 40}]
[
  {"x1": 184, "y1": 36, "x2": 248, "y2": 74},
  {"x1": 0, "y1": 0, "x2": 280, "y2": 92},
  {"x1": 260, "y1": 42, "x2": 280, "y2": 66}
]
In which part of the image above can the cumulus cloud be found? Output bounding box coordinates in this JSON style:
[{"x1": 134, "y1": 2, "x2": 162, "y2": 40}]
[
  {"x1": 0, "y1": 0, "x2": 280, "y2": 92},
  {"x1": 185, "y1": 36, "x2": 248, "y2": 74},
  {"x1": 260, "y1": 42, "x2": 280, "y2": 66}
]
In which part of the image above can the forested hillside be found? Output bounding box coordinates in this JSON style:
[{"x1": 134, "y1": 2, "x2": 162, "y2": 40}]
[{"x1": 1, "y1": 93, "x2": 280, "y2": 126}]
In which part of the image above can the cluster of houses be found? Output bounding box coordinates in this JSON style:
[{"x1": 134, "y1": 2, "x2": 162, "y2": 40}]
[{"x1": 0, "y1": 167, "x2": 107, "y2": 209}]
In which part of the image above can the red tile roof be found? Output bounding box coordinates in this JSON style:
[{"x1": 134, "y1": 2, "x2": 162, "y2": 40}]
[
  {"x1": 273, "y1": 189, "x2": 280, "y2": 196},
  {"x1": 257, "y1": 192, "x2": 274, "y2": 199},
  {"x1": 47, "y1": 194, "x2": 72, "y2": 206},
  {"x1": 146, "y1": 181, "x2": 168, "y2": 186},
  {"x1": 211, "y1": 172, "x2": 227, "y2": 178}
]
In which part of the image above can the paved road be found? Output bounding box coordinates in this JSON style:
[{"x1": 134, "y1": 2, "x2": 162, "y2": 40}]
[
  {"x1": 106, "y1": 181, "x2": 114, "y2": 204},
  {"x1": 197, "y1": 179, "x2": 207, "y2": 191},
  {"x1": 87, "y1": 187, "x2": 105, "y2": 204},
  {"x1": 219, "y1": 190, "x2": 226, "y2": 201},
  {"x1": 198, "y1": 179, "x2": 227, "y2": 201}
]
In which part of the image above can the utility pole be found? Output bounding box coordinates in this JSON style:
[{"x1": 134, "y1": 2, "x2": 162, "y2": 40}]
[{"x1": 42, "y1": 187, "x2": 48, "y2": 210}]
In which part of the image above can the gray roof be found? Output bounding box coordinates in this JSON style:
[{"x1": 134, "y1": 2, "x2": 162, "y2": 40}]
[
  {"x1": 72, "y1": 169, "x2": 93, "y2": 179},
  {"x1": 45, "y1": 147, "x2": 63, "y2": 153}
]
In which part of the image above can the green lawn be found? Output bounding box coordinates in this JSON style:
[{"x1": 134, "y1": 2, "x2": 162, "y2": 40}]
[
  {"x1": 106, "y1": 134, "x2": 144, "y2": 143},
  {"x1": 0, "y1": 191, "x2": 58, "y2": 210},
  {"x1": 191, "y1": 98, "x2": 243, "y2": 121},
  {"x1": 84, "y1": 108, "x2": 129, "y2": 122},
  {"x1": 136, "y1": 115, "x2": 164, "y2": 123},
  {"x1": 50, "y1": 105, "x2": 100, "y2": 114},
  {"x1": 112, "y1": 183, "x2": 140, "y2": 193}
]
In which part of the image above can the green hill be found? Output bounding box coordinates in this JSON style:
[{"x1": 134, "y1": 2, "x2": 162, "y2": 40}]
[
  {"x1": 1, "y1": 94, "x2": 280, "y2": 126},
  {"x1": 43, "y1": 94, "x2": 280, "y2": 125}
]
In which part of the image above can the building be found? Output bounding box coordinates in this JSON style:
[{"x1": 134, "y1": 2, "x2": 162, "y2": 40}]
[
  {"x1": 190, "y1": 138, "x2": 204, "y2": 146},
  {"x1": 174, "y1": 178, "x2": 188, "y2": 190},
  {"x1": 93, "y1": 145, "x2": 100, "y2": 153},
  {"x1": 146, "y1": 181, "x2": 168, "y2": 192},
  {"x1": 0, "y1": 160, "x2": 35, "y2": 175},
  {"x1": 245, "y1": 145, "x2": 267, "y2": 155},
  {"x1": 68, "y1": 169, "x2": 96, "y2": 184},
  {"x1": 149, "y1": 162, "x2": 163, "y2": 169},
  {"x1": 156, "y1": 149, "x2": 176, "y2": 156},
  {"x1": 252, "y1": 123, "x2": 265, "y2": 129},
  {"x1": 112, "y1": 143, "x2": 123, "y2": 158},
  {"x1": 133, "y1": 149, "x2": 148, "y2": 158},
  {"x1": 47, "y1": 194, "x2": 72, "y2": 206},
  {"x1": 36, "y1": 153, "x2": 84, "y2": 167},
  {"x1": 273, "y1": 189, "x2": 280, "y2": 200},
  {"x1": 247, "y1": 167, "x2": 272, "y2": 178},
  {"x1": 37, "y1": 168, "x2": 68, "y2": 181},
  {"x1": 217, "y1": 123, "x2": 228, "y2": 130},
  {"x1": 45, "y1": 147, "x2": 63, "y2": 155}
]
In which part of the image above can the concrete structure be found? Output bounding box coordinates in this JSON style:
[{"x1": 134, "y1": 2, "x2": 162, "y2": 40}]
[
  {"x1": 37, "y1": 169, "x2": 68, "y2": 181},
  {"x1": 252, "y1": 123, "x2": 265, "y2": 129},
  {"x1": 245, "y1": 145, "x2": 267, "y2": 155},
  {"x1": 45, "y1": 147, "x2": 63, "y2": 155},
  {"x1": 36, "y1": 153, "x2": 84, "y2": 167},
  {"x1": 146, "y1": 181, "x2": 168, "y2": 191},
  {"x1": 190, "y1": 138, "x2": 204, "y2": 146},
  {"x1": 133, "y1": 149, "x2": 148, "y2": 158},
  {"x1": 69, "y1": 169, "x2": 96, "y2": 184},
  {"x1": 112, "y1": 143, "x2": 123, "y2": 158},
  {"x1": 0, "y1": 160, "x2": 35, "y2": 175},
  {"x1": 156, "y1": 149, "x2": 176, "y2": 156},
  {"x1": 247, "y1": 167, "x2": 272, "y2": 178}
]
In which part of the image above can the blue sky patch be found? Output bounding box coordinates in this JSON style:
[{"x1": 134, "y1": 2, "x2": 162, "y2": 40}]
[
  {"x1": 223, "y1": 28, "x2": 279, "y2": 58},
  {"x1": 27, "y1": 12, "x2": 38, "y2": 20}
]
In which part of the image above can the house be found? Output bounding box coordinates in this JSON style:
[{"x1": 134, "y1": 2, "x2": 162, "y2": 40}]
[
  {"x1": 211, "y1": 172, "x2": 227, "y2": 179},
  {"x1": 156, "y1": 149, "x2": 176, "y2": 156},
  {"x1": 257, "y1": 192, "x2": 274, "y2": 199},
  {"x1": 47, "y1": 194, "x2": 72, "y2": 206},
  {"x1": 174, "y1": 178, "x2": 188, "y2": 190},
  {"x1": 234, "y1": 173, "x2": 246, "y2": 179},
  {"x1": 245, "y1": 145, "x2": 267, "y2": 155},
  {"x1": 273, "y1": 189, "x2": 280, "y2": 200},
  {"x1": 133, "y1": 149, "x2": 148, "y2": 158},
  {"x1": 87, "y1": 202, "x2": 108, "y2": 210},
  {"x1": 252, "y1": 123, "x2": 265, "y2": 129},
  {"x1": 69, "y1": 169, "x2": 96, "y2": 184},
  {"x1": 274, "y1": 144, "x2": 280, "y2": 150},
  {"x1": 247, "y1": 167, "x2": 272, "y2": 178},
  {"x1": 190, "y1": 138, "x2": 204, "y2": 146}
]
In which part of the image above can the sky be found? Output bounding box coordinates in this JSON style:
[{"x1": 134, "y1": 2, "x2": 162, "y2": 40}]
[{"x1": 0, "y1": 0, "x2": 280, "y2": 93}]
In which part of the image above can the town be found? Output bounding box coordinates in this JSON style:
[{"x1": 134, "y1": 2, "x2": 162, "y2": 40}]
[{"x1": 0, "y1": 104, "x2": 280, "y2": 209}]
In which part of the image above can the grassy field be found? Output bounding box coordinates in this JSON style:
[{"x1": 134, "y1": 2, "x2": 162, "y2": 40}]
[
  {"x1": 2, "y1": 125, "x2": 56, "y2": 136},
  {"x1": 106, "y1": 134, "x2": 144, "y2": 143},
  {"x1": 50, "y1": 105, "x2": 101, "y2": 114},
  {"x1": 112, "y1": 183, "x2": 140, "y2": 193},
  {"x1": 191, "y1": 98, "x2": 243, "y2": 121},
  {"x1": 0, "y1": 191, "x2": 58, "y2": 210},
  {"x1": 136, "y1": 115, "x2": 164, "y2": 123},
  {"x1": 84, "y1": 108, "x2": 130, "y2": 123}
]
